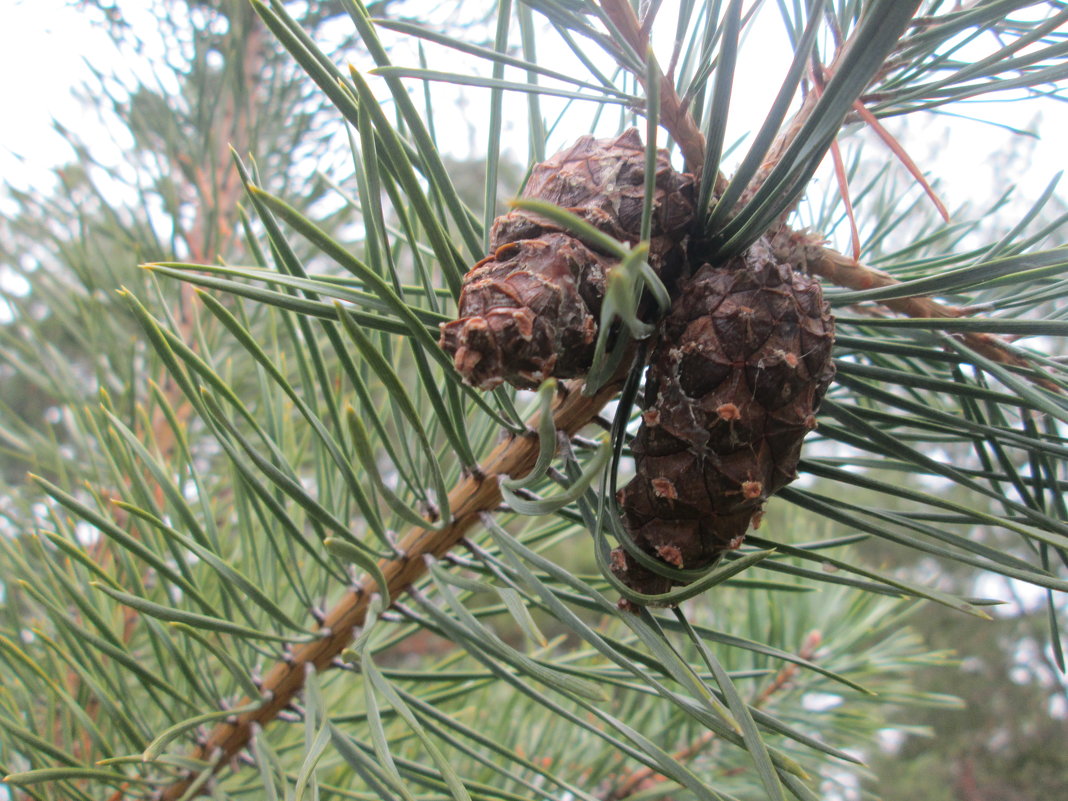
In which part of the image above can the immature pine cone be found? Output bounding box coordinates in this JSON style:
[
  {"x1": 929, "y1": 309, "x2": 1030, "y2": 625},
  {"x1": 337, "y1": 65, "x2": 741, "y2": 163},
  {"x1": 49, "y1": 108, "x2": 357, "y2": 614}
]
[
  {"x1": 439, "y1": 129, "x2": 694, "y2": 390},
  {"x1": 613, "y1": 239, "x2": 835, "y2": 602}
]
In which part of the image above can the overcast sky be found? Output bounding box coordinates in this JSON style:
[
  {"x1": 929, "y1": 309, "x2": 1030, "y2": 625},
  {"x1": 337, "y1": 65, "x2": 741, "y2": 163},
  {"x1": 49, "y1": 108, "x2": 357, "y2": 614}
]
[
  {"x1": 4, "y1": 1, "x2": 1067, "y2": 210},
  {"x1": 1, "y1": 0, "x2": 111, "y2": 192}
]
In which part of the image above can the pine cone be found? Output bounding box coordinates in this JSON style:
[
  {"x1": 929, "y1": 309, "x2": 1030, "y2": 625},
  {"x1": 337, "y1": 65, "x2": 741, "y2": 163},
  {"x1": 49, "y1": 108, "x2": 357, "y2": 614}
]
[
  {"x1": 613, "y1": 240, "x2": 835, "y2": 603},
  {"x1": 440, "y1": 129, "x2": 694, "y2": 390}
]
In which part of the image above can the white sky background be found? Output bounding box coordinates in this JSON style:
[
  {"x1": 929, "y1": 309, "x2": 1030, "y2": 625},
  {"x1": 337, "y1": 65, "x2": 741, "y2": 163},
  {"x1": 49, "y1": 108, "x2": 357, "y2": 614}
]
[
  {"x1": 1, "y1": 0, "x2": 114, "y2": 193},
  {"x1": 3, "y1": 0, "x2": 1067, "y2": 215}
]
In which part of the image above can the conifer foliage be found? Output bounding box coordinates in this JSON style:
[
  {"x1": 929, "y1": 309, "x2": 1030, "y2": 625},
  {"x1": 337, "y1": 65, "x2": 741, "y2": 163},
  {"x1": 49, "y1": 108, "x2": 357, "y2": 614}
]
[{"x1": 1, "y1": 2, "x2": 1066, "y2": 801}]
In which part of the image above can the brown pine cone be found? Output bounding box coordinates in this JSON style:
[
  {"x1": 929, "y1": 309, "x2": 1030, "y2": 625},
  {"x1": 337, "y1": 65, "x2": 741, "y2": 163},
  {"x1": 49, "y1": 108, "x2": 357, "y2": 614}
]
[
  {"x1": 489, "y1": 128, "x2": 695, "y2": 272},
  {"x1": 440, "y1": 129, "x2": 694, "y2": 390},
  {"x1": 439, "y1": 233, "x2": 614, "y2": 390},
  {"x1": 613, "y1": 239, "x2": 835, "y2": 603}
]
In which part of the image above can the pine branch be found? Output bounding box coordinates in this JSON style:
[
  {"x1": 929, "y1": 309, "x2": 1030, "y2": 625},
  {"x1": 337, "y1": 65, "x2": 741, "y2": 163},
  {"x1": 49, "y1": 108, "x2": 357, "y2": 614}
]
[
  {"x1": 151, "y1": 6, "x2": 1058, "y2": 796},
  {"x1": 600, "y1": 0, "x2": 1056, "y2": 392},
  {"x1": 17, "y1": 5, "x2": 1047, "y2": 799},
  {"x1": 157, "y1": 372, "x2": 626, "y2": 800}
]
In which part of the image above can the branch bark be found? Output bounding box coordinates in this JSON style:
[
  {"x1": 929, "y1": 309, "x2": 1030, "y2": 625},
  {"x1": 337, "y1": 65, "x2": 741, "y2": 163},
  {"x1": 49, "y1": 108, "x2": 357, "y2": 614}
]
[
  {"x1": 599, "y1": 0, "x2": 707, "y2": 171},
  {"x1": 805, "y1": 244, "x2": 1054, "y2": 386}
]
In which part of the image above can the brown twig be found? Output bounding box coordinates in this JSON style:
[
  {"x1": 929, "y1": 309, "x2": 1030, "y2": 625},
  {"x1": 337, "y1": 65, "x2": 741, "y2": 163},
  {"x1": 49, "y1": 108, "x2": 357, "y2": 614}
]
[
  {"x1": 158, "y1": 373, "x2": 626, "y2": 800},
  {"x1": 804, "y1": 242, "x2": 1057, "y2": 390},
  {"x1": 609, "y1": 728, "x2": 715, "y2": 800},
  {"x1": 753, "y1": 630, "x2": 822, "y2": 707},
  {"x1": 599, "y1": 0, "x2": 707, "y2": 172}
]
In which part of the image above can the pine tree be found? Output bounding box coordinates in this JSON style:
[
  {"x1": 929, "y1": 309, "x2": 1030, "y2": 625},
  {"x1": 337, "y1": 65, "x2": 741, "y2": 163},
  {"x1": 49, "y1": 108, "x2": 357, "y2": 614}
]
[{"x1": 1, "y1": 2, "x2": 1066, "y2": 800}]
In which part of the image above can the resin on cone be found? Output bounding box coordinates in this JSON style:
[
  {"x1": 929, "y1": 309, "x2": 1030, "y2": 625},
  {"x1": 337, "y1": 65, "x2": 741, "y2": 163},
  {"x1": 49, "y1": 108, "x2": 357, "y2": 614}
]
[
  {"x1": 613, "y1": 239, "x2": 835, "y2": 604},
  {"x1": 440, "y1": 129, "x2": 694, "y2": 390}
]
